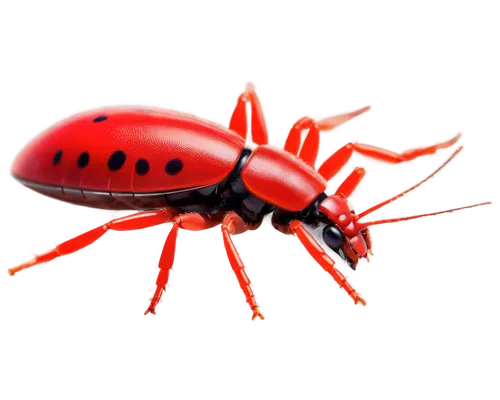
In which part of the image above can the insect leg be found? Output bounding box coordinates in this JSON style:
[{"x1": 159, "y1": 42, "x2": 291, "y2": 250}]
[
  {"x1": 335, "y1": 167, "x2": 366, "y2": 198},
  {"x1": 8, "y1": 208, "x2": 179, "y2": 276},
  {"x1": 229, "y1": 93, "x2": 247, "y2": 141},
  {"x1": 283, "y1": 114, "x2": 321, "y2": 167},
  {"x1": 289, "y1": 220, "x2": 366, "y2": 306},
  {"x1": 221, "y1": 212, "x2": 264, "y2": 320},
  {"x1": 284, "y1": 107, "x2": 370, "y2": 167},
  {"x1": 318, "y1": 133, "x2": 461, "y2": 181},
  {"x1": 145, "y1": 212, "x2": 219, "y2": 315},
  {"x1": 314, "y1": 104, "x2": 373, "y2": 135},
  {"x1": 229, "y1": 82, "x2": 268, "y2": 145}
]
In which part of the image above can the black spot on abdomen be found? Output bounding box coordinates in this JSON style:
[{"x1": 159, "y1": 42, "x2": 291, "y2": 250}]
[
  {"x1": 77, "y1": 152, "x2": 90, "y2": 168},
  {"x1": 135, "y1": 159, "x2": 149, "y2": 176},
  {"x1": 165, "y1": 159, "x2": 183, "y2": 175},
  {"x1": 108, "y1": 151, "x2": 126, "y2": 171},
  {"x1": 53, "y1": 150, "x2": 63, "y2": 165}
]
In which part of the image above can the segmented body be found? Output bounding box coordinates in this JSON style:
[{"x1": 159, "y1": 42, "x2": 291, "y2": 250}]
[
  {"x1": 10, "y1": 85, "x2": 475, "y2": 319},
  {"x1": 12, "y1": 107, "x2": 325, "y2": 225}
]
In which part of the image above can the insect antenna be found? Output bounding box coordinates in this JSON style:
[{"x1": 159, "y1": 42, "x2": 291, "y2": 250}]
[
  {"x1": 358, "y1": 143, "x2": 465, "y2": 220},
  {"x1": 357, "y1": 143, "x2": 493, "y2": 228},
  {"x1": 357, "y1": 200, "x2": 494, "y2": 229}
]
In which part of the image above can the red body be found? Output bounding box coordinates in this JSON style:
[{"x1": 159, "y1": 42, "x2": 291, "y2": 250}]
[
  {"x1": 242, "y1": 145, "x2": 326, "y2": 211},
  {"x1": 12, "y1": 106, "x2": 323, "y2": 213},
  {"x1": 11, "y1": 85, "x2": 480, "y2": 319},
  {"x1": 12, "y1": 107, "x2": 245, "y2": 193}
]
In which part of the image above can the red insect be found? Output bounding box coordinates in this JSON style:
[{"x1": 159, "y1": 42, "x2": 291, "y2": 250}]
[{"x1": 9, "y1": 83, "x2": 491, "y2": 319}]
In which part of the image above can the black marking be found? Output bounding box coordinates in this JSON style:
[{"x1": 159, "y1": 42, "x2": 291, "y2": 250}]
[
  {"x1": 77, "y1": 152, "x2": 90, "y2": 168},
  {"x1": 243, "y1": 195, "x2": 268, "y2": 214},
  {"x1": 233, "y1": 148, "x2": 252, "y2": 176},
  {"x1": 53, "y1": 150, "x2": 63, "y2": 165},
  {"x1": 135, "y1": 159, "x2": 149, "y2": 176},
  {"x1": 294, "y1": 192, "x2": 328, "y2": 224},
  {"x1": 271, "y1": 192, "x2": 326, "y2": 233},
  {"x1": 108, "y1": 151, "x2": 126, "y2": 171},
  {"x1": 93, "y1": 115, "x2": 108, "y2": 123},
  {"x1": 165, "y1": 159, "x2": 183, "y2": 175},
  {"x1": 224, "y1": 148, "x2": 251, "y2": 198}
]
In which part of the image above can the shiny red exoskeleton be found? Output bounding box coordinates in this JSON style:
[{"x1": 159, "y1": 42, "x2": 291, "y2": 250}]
[{"x1": 9, "y1": 84, "x2": 491, "y2": 319}]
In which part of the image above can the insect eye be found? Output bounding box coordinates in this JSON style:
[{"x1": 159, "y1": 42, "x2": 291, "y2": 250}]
[{"x1": 322, "y1": 225, "x2": 344, "y2": 249}]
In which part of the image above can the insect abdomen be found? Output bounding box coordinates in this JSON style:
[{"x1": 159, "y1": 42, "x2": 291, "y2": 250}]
[
  {"x1": 241, "y1": 145, "x2": 327, "y2": 212},
  {"x1": 12, "y1": 107, "x2": 326, "y2": 214},
  {"x1": 12, "y1": 107, "x2": 245, "y2": 209}
]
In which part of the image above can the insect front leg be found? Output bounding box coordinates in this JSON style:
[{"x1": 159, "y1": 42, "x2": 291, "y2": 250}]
[
  {"x1": 318, "y1": 131, "x2": 464, "y2": 182},
  {"x1": 145, "y1": 212, "x2": 219, "y2": 315},
  {"x1": 8, "y1": 208, "x2": 179, "y2": 276},
  {"x1": 221, "y1": 212, "x2": 264, "y2": 320},
  {"x1": 289, "y1": 220, "x2": 366, "y2": 306}
]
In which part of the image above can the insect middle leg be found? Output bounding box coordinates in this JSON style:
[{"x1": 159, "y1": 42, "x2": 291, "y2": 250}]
[
  {"x1": 8, "y1": 208, "x2": 179, "y2": 276},
  {"x1": 221, "y1": 212, "x2": 264, "y2": 320},
  {"x1": 318, "y1": 133, "x2": 461, "y2": 182},
  {"x1": 145, "y1": 212, "x2": 220, "y2": 315},
  {"x1": 283, "y1": 106, "x2": 371, "y2": 167}
]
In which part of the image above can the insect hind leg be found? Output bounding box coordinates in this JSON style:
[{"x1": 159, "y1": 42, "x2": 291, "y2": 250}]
[
  {"x1": 8, "y1": 208, "x2": 179, "y2": 276},
  {"x1": 145, "y1": 212, "x2": 219, "y2": 315}
]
